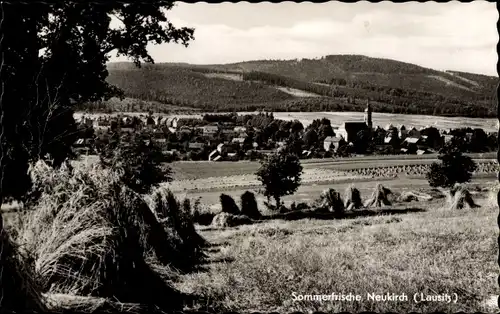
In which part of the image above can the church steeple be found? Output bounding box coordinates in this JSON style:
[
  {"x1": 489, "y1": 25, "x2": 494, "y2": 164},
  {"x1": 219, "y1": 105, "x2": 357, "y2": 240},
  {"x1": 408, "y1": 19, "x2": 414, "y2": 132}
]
[{"x1": 364, "y1": 101, "x2": 372, "y2": 130}]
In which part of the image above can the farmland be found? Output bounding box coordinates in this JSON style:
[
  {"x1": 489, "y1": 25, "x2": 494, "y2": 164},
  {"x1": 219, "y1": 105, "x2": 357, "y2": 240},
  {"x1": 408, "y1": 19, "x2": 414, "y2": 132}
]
[
  {"x1": 175, "y1": 193, "x2": 498, "y2": 313},
  {"x1": 164, "y1": 154, "x2": 498, "y2": 211}
]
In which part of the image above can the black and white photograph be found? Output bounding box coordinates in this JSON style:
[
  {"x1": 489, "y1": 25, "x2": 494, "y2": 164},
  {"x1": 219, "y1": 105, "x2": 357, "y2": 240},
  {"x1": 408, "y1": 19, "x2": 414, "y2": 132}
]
[{"x1": 0, "y1": 1, "x2": 498, "y2": 313}]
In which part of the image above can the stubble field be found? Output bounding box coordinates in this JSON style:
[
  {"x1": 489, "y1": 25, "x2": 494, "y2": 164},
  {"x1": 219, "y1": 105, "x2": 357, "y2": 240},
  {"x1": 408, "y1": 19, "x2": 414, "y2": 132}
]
[{"x1": 175, "y1": 193, "x2": 498, "y2": 313}]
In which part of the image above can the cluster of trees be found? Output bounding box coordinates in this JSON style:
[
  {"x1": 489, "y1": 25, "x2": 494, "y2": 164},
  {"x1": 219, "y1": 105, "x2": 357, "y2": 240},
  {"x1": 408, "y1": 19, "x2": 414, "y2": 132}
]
[
  {"x1": 105, "y1": 68, "x2": 294, "y2": 109},
  {"x1": 102, "y1": 65, "x2": 495, "y2": 118},
  {"x1": 0, "y1": 2, "x2": 194, "y2": 206}
]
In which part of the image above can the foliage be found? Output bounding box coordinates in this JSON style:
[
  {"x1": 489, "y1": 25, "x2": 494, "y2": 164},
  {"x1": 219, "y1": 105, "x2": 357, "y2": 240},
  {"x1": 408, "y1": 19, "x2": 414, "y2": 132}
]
[
  {"x1": 426, "y1": 144, "x2": 477, "y2": 188},
  {"x1": 1, "y1": 2, "x2": 194, "y2": 204},
  {"x1": 256, "y1": 150, "x2": 303, "y2": 207},
  {"x1": 98, "y1": 132, "x2": 172, "y2": 194}
]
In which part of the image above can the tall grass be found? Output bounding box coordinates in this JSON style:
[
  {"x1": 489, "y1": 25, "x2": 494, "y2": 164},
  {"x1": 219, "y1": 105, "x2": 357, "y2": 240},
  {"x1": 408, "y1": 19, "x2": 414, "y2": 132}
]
[{"x1": 18, "y1": 161, "x2": 191, "y2": 310}]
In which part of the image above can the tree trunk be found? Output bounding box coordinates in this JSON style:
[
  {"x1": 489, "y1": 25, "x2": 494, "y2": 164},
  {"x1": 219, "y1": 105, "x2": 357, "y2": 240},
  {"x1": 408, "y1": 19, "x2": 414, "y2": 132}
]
[{"x1": 274, "y1": 195, "x2": 281, "y2": 209}]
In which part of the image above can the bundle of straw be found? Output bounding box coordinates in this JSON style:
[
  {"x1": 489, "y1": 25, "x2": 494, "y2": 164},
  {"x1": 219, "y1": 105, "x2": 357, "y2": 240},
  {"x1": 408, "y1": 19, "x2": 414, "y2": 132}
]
[
  {"x1": 19, "y1": 161, "x2": 182, "y2": 310},
  {"x1": 344, "y1": 184, "x2": 363, "y2": 211},
  {"x1": 364, "y1": 183, "x2": 392, "y2": 208}
]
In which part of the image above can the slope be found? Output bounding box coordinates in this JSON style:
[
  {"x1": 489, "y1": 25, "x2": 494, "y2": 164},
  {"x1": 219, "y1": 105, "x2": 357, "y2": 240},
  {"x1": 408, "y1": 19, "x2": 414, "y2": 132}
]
[{"x1": 101, "y1": 55, "x2": 497, "y2": 118}]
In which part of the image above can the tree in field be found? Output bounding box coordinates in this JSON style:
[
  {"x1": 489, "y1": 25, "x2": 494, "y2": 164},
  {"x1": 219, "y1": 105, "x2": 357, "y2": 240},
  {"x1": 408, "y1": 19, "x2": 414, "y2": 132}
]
[
  {"x1": 426, "y1": 143, "x2": 477, "y2": 188},
  {"x1": 0, "y1": 2, "x2": 194, "y2": 205},
  {"x1": 256, "y1": 150, "x2": 303, "y2": 208}
]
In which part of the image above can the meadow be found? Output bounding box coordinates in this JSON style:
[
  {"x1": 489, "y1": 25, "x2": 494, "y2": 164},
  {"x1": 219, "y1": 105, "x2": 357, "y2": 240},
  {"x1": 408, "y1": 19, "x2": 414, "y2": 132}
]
[{"x1": 175, "y1": 193, "x2": 498, "y2": 313}]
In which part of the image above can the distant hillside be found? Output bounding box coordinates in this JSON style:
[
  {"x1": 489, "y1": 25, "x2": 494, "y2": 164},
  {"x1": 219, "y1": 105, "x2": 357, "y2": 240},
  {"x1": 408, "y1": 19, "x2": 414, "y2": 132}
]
[{"x1": 102, "y1": 55, "x2": 497, "y2": 117}]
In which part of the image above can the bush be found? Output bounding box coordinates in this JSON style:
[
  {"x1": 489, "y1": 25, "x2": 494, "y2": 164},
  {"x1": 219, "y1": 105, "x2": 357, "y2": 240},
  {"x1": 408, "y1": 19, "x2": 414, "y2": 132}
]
[
  {"x1": 240, "y1": 191, "x2": 261, "y2": 219},
  {"x1": 426, "y1": 144, "x2": 477, "y2": 188},
  {"x1": 220, "y1": 194, "x2": 240, "y2": 215}
]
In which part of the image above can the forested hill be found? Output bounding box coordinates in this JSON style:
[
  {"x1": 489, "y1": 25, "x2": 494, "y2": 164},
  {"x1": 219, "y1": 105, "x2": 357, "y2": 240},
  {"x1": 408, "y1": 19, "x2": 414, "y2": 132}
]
[{"x1": 103, "y1": 55, "x2": 497, "y2": 118}]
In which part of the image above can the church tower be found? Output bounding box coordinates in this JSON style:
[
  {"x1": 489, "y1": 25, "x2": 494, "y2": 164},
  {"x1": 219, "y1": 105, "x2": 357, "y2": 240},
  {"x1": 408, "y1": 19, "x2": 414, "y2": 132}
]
[{"x1": 364, "y1": 101, "x2": 373, "y2": 130}]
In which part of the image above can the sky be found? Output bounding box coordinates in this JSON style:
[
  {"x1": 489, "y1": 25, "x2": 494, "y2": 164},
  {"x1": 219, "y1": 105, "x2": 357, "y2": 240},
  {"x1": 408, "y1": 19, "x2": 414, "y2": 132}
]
[{"x1": 108, "y1": 1, "x2": 498, "y2": 76}]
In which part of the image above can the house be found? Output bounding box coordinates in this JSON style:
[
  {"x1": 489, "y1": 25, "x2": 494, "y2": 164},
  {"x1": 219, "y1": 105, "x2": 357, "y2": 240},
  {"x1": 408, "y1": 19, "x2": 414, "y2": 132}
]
[
  {"x1": 179, "y1": 126, "x2": 192, "y2": 134},
  {"x1": 323, "y1": 136, "x2": 343, "y2": 152},
  {"x1": 231, "y1": 137, "x2": 246, "y2": 146},
  {"x1": 399, "y1": 126, "x2": 409, "y2": 140},
  {"x1": 238, "y1": 132, "x2": 248, "y2": 139},
  {"x1": 146, "y1": 116, "x2": 156, "y2": 127},
  {"x1": 384, "y1": 123, "x2": 394, "y2": 131},
  {"x1": 121, "y1": 126, "x2": 135, "y2": 133},
  {"x1": 217, "y1": 143, "x2": 233, "y2": 155},
  {"x1": 234, "y1": 126, "x2": 247, "y2": 133},
  {"x1": 416, "y1": 149, "x2": 428, "y2": 155},
  {"x1": 188, "y1": 142, "x2": 205, "y2": 150},
  {"x1": 252, "y1": 142, "x2": 259, "y2": 149},
  {"x1": 221, "y1": 128, "x2": 234, "y2": 135},
  {"x1": 336, "y1": 121, "x2": 367, "y2": 143},
  {"x1": 227, "y1": 152, "x2": 238, "y2": 161},
  {"x1": 384, "y1": 135, "x2": 393, "y2": 144},
  {"x1": 201, "y1": 125, "x2": 219, "y2": 136},
  {"x1": 80, "y1": 117, "x2": 94, "y2": 127},
  {"x1": 168, "y1": 127, "x2": 176, "y2": 134},
  {"x1": 154, "y1": 116, "x2": 164, "y2": 126},
  {"x1": 443, "y1": 134, "x2": 453, "y2": 144},
  {"x1": 302, "y1": 150, "x2": 312, "y2": 158},
  {"x1": 465, "y1": 132, "x2": 473, "y2": 142},
  {"x1": 403, "y1": 137, "x2": 422, "y2": 145},
  {"x1": 407, "y1": 127, "x2": 421, "y2": 138},
  {"x1": 166, "y1": 117, "x2": 179, "y2": 128}
]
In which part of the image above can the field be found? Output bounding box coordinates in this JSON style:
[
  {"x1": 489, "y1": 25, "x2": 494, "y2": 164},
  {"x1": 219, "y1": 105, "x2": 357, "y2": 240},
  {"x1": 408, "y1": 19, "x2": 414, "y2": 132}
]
[
  {"x1": 175, "y1": 194, "x2": 498, "y2": 312},
  {"x1": 165, "y1": 154, "x2": 497, "y2": 212},
  {"x1": 269, "y1": 111, "x2": 498, "y2": 132},
  {"x1": 3, "y1": 148, "x2": 498, "y2": 313}
]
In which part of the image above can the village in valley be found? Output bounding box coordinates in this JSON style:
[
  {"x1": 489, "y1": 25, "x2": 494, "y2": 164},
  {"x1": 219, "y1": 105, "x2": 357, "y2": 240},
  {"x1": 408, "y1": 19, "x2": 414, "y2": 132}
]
[{"x1": 74, "y1": 101, "x2": 497, "y2": 162}]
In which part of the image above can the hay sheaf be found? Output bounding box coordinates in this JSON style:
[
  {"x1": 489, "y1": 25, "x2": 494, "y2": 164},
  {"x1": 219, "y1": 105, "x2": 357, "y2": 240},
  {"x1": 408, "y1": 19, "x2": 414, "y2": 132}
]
[
  {"x1": 316, "y1": 188, "x2": 345, "y2": 214},
  {"x1": 211, "y1": 212, "x2": 253, "y2": 228},
  {"x1": 147, "y1": 187, "x2": 207, "y2": 268},
  {"x1": 344, "y1": 185, "x2": 363, "y2": 211},
  {"x1": 397, "y1": 191, "x2": 433, "y2": 202},
  {"x1": 0, "y1": 221, "x2": 47, "y2": 313},
  {"x1": 19, "y1": 161, "x2": 182, "y2": 310},
  {"x1": 445, "y1": 184, "x2": 481, "y2": 210},
  {"x1": 364, "y1": 183, "x2": 393, "y2": 208}
]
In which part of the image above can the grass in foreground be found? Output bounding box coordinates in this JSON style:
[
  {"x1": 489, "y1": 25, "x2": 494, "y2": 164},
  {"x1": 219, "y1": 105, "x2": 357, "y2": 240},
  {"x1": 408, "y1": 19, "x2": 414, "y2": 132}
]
[{"x1": 175, "y1": 196, "x2": 498, "y2": 313}]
